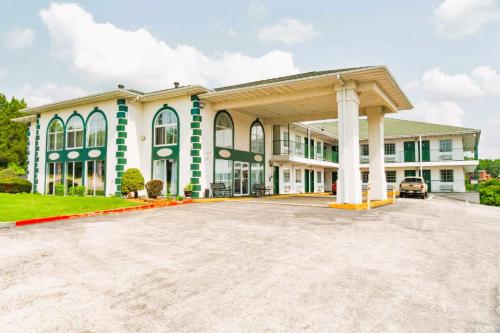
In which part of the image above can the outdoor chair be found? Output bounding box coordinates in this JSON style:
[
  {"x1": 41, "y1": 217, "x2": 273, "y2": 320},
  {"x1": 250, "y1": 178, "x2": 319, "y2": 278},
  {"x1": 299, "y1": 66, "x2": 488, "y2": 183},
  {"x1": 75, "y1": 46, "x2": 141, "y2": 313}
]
[{"x1": 210, "y1": 182, "x2": 232, "y2": 197}]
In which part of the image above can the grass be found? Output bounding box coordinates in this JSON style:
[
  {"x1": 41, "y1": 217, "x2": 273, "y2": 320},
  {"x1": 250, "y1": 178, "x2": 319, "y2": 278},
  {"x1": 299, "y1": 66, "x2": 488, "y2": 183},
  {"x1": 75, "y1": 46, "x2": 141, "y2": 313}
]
[{"x1": 0, "y1": 193, "x2": 142, "y2": 222}]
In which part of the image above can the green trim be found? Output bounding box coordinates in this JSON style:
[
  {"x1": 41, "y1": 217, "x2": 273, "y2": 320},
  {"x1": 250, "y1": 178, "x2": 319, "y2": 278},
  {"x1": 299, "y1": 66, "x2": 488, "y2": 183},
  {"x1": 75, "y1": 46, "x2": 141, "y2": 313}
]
[
  {"x1": 43, "y1": 109, "x2": 109, "y2": 195},
  {"x1": 192, "y1": 157, "x2": 202, "y2": 163},
  {"x1": 192, "y1": 129, "x2": 202, "y2": 136},
  {"x1": 213, "y1": 110, "x2": 234, "y2": 192},
  {"x1": 249, "y1": 119, "x2": 266, "y2": 193},
  {"x1": 115, "y1": 100, "x2": 128, "y2": 194},
  {"x1": 151, "y1": 105, "x2": 180, "y2": 196},
  {"x1": 192, "y1": 143, "x2": 202, "y2": 149},
  {"x1": 190, "y1": 149, "x2": 200, "y2": 157},
  {"x1": 189, "y1": 94, "x2": 203, "y2": 195},
  {"x1": 192, "y1": 170, "x2": 201, "y2": 177},
  {"x1": 116, "y1": 151, "x2": 125, "y2": 158},
  {"x1": 118, "y1": 118, "x2": 128, "y2": 125}
]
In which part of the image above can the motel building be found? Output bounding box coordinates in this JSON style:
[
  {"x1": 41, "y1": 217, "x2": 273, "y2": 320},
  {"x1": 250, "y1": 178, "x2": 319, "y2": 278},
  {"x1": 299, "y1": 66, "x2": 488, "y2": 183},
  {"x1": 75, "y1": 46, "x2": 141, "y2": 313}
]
[{"x1": 13, "y1": 66, "x2": 480, "y2": 205}]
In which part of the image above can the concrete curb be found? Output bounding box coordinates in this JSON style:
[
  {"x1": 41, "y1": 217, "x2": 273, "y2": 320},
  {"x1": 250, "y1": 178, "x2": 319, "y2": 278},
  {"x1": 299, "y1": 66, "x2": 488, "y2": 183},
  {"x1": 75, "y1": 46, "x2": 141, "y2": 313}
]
[
  {"x1": 13, "y1": 198, "x2": 194, "y2": 227},
  {"x1": 0, "y1": 222, "x2": 15, "y2": 229}
]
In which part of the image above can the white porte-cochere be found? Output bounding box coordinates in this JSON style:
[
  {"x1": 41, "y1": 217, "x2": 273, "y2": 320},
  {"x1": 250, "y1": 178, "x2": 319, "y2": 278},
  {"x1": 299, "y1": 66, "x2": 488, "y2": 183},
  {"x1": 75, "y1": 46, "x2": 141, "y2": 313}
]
[
  {"x1": 366, "y1": 106, "x2": 387, "y2": 200},
  {"x1": 335, "y1": 81, "x2": 362, "y2": 204}
]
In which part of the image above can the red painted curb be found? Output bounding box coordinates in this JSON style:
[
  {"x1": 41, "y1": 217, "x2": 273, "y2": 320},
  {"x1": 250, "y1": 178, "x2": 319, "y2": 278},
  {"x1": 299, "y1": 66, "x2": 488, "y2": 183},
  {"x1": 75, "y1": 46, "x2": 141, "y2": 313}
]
[{"x1": 15, "y1": 199, "x2": 194, "y2": 227}]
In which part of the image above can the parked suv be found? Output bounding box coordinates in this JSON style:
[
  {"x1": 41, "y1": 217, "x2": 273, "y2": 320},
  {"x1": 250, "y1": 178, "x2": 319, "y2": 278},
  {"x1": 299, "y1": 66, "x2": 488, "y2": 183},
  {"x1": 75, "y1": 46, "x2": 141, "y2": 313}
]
[{"x1": 399, "y1": 177, "x2": 428, "y2": 199}]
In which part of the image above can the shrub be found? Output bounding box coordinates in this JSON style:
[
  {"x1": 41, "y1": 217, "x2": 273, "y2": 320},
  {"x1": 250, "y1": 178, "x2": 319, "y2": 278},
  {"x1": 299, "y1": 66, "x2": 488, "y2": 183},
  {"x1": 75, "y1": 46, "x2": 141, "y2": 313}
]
[
  {"x1": 479, "y1": 179, "x2": 500, "y2": 207},
  {"x1": 0, "y1": 177, "x2": 32, "y2": 193},
  {"x1": 121, "y1": 168, "x2": 144, "y2": 198},
  {"x1": 55, "y1": 183, "x2": 65, "y2": 196},
  {"x1": 68, "y1": 185, "x2": 86, "y2": 197},
  {"x1": 145, "y1": 179, "x2": 163, "y2": 199},
  {"x1": 0, "y1": 169, "x2": 18, "y2": 179},
  {"x1": 176, "y1": 195, "x2": 184, "y2": 201},
  {"x1": 7, "y1": 162, "x2": 26, "y2": 176}
]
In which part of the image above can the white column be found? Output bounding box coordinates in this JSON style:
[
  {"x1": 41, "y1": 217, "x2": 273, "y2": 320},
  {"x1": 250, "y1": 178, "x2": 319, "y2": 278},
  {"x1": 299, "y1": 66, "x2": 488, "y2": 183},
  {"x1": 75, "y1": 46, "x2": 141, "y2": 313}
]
[
  {"x1": 367, "y1": 107, "x2": 387, "y2": 200},
  {"x1": 335, "y1": 81, "x2": 362, "y2": 204}
]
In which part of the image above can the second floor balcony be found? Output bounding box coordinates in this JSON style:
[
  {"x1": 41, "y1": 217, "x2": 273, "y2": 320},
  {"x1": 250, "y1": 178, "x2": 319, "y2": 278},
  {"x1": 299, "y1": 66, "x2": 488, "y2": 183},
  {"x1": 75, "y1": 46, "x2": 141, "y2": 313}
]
[{"x1": 272, "y1": 140, "x2": 339, "y2": 163}]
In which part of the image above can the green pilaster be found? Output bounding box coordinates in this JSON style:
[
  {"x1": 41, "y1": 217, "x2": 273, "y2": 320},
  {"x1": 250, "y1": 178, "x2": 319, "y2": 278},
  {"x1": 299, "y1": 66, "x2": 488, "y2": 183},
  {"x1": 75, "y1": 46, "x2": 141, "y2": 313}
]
[
  {"x1": 190, "y1": 95, "x2": 202, "y2": 198},
  {"x1": 25, "y1": 123, "x2": 31, "y2": 175},
  {"x1": 115, "y1": 99, "x2": 128, "y2": 195}
]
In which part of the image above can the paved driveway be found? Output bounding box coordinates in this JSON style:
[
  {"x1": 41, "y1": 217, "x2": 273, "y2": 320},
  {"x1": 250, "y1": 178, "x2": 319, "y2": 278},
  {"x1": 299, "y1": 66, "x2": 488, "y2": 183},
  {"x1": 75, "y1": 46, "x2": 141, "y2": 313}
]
[{"x1": 1, "y1": 197, "x2": 500, "y2": 332}]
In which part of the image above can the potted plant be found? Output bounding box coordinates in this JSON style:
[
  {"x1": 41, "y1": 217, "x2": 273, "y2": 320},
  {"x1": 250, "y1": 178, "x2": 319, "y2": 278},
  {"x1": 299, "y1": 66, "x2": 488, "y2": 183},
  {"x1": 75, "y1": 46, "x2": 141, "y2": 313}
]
[{"x1": 183, "y1": 183, "x2": 193, "y2": 198}]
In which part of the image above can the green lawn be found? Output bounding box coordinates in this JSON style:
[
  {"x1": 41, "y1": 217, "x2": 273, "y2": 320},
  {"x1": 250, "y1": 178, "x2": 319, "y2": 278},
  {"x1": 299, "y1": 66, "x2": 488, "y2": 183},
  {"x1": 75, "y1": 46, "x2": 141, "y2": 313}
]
[{"x1": 0, "y1": 193, "x2": 142, "y2": 222}]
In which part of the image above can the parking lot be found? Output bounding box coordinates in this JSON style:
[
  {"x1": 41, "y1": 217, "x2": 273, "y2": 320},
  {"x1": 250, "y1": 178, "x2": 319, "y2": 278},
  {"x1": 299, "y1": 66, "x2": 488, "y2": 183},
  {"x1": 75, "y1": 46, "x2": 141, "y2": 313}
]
[{"x1": 1, "y1": 197, "x2": 499, "y2": 332}]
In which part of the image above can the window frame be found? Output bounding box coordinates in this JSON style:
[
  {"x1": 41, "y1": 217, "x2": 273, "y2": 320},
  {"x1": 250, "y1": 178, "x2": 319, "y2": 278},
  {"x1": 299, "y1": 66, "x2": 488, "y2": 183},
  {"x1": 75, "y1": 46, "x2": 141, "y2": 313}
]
[
  {"x1": 361, "y1": 144, "x2": 369, "y2": 156},
  {"x1": 65, "y1": 114, "x2": 84, "y2": 150},
  {"x1": 250, "y1": 120, "x2": 265, "y2": 154},
  {"x1": 384, "y1": 143, "x2": 396, "y2": 155},
  {"x1": 439, "y1": 139, "x2": 453, "y2": 153},
  {"x1": 214, "y1": 111, "x2": 234, "y2": 149},
  {"x1": 295, "y1": 168, "x2": 302, "y2": 183},
  {"x1": 385, "y1": 170, "x2": 397, "y2": 183},
  {"x1": 86, "y1": 111, "x2": 107, "y2": 148},
  {"x1": 440, "y1": 169, "x2": 454, "y2": 183},
  {"x1": 154, "y1": 108, "x2": 179, "y2": 147},
  {"x1": 47, "y1": 118, "x2": 65, "y2": 152}
]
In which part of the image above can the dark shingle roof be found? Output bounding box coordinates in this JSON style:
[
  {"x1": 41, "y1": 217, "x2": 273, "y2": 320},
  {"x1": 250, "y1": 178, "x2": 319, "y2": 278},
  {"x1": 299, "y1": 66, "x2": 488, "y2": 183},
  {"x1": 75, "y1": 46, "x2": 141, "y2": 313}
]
[
  {"x1": 309, "y1": 118, "x2": 480, "y2": 140},
  {"x1": 214, "y1": 66, "x2": 375, "y2": 92}
]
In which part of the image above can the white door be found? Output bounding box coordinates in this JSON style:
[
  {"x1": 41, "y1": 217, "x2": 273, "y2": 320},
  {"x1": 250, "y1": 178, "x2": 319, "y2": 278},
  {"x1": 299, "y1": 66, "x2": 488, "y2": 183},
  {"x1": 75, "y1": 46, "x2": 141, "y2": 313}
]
[{"x1": 234, "y1": 162, "x2": 249, "y2": 196}]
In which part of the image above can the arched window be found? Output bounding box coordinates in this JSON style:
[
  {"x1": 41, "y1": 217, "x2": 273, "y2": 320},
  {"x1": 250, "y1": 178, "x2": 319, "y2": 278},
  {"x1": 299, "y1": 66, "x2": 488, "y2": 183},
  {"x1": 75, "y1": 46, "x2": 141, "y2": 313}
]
[
  {"x1": 154, "y1": 109, "x2": 178, "y2": 146},
  {"x1": 215, "y1": 111, "x2": 233, "y2": 148},
  {"x1": 47, "y1": 118, "x2": 64, "y2": 151},
  {"x1": 87, "y1": 112, "x2": 106, "y2": 148},
  {"x1": 250, "y1": 121, "x2": 264, "y2": 154},
  {"x1": 66, "y1": 115, "x2": 84, "y2": 149}
]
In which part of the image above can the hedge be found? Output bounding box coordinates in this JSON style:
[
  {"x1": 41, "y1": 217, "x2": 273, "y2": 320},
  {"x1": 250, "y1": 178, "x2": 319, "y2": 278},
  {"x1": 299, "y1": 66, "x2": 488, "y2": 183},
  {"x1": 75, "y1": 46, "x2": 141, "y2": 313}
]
[{"x1": 0, "y1": 177, "x2": 32, "y2": 194}]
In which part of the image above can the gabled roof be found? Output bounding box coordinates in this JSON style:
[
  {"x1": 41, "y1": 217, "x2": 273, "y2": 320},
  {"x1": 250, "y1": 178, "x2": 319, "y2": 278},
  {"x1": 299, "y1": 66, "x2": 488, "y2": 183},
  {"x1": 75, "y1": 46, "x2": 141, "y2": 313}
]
[
  {"x1": 214, "y1": 66, "x2": 374, "y2": 91},
  {"x1": 309, "y1": 118, "x2": 480, "y2": 140}
]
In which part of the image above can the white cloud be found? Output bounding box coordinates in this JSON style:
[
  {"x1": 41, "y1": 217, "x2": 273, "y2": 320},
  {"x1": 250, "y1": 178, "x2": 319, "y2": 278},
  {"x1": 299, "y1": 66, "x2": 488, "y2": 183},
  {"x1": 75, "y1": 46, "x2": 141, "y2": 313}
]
[
  {"x1": 421, "y1": 67, "x2": 484, "y2": 100},
  {"x1": 17, "y1": 83, "x2": 87, "y2": 107},
  {"x1": 4, "y1": 27, "x2": 35, "y2": 49},
  {"x1": 39, "y1": 3, "x2": 299, "y2": 90},
  {"x1": 398, "y1": 101, "x2": 465, "y2": 127},
  {"x1": 258, "y1": 18, "x2": 317, "y2": 45},
  {"x1": 434, "y1": 0, "x2": 500, "y2": 38},
  {"x1": 471, "y1": 65, "x2": 500, "y2": 95}
]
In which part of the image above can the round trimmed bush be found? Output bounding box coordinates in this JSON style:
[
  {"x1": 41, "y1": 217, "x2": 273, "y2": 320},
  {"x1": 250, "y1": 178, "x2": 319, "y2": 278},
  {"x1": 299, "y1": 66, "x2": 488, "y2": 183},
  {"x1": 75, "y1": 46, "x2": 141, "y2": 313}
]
[
  {"x1": 145, "y1": 179, "x2": 164, "y2": 199},
  {"x1": 0, "y1": 169, "x2": 18, "y2": 179},
  {"x1": 0, "y1": 177, "x2": 32, "y2": 193},
  {"x1": 121, "y1": 168, "x2": 145, "y2": 198}
]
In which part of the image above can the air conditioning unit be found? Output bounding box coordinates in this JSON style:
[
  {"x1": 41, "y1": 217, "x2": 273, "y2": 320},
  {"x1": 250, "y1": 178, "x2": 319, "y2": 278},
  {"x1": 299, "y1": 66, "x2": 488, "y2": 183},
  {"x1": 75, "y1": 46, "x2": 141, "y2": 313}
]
[
  {"x1": 440, "y1": 154, "x2": 452, "y2": 161},
  {"x1": 360, "y1": 156, "x2": 369, "y2": 163},
  {"x1": 384, "y1": 156, "x2": 396, "y2": 163}
]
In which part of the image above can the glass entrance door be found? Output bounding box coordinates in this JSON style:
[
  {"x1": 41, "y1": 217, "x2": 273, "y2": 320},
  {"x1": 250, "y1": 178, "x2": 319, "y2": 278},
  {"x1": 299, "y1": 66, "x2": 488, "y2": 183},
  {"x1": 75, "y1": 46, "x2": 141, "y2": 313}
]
[
  {"x1": 153, "y1": 159, "x2": 178, "y2": 196},
  {"x1": 234, "y1": 161, "x2": 249, "y2": 196}
]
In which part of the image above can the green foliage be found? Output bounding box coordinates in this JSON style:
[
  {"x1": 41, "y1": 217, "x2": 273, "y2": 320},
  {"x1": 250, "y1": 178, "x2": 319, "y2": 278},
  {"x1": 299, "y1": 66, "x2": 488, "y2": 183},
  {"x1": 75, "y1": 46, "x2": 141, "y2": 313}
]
[
  {"x1": 184, "y1": 183, "x2": 193, "y2": 191},
  {"x1": 121, "y1": 168, "x2": 144, "y2": 197},
  {"x1": 145, "y1": 179, "x2": 163, "y2": 199},
  {"x1": 55, "y1": 183, "x2": 65, "y2": 196},
  {"x1": 7, "y1": 162, "x2": 25, "y2": 176},
  {"x1": 478, "y1": 159, "x2": 500, "y2": 178},
  {"x1": 176, "y1": 195, "x2": 184, "y2": 201},
  {"x1": 0, "y1": 193, "x2": 140, "y2": 222},
  {"x1": 479, "y1": 179, "x2": 500, "y2": 207},
  {"x1": 0, "y1": 177, "x2": 32, "y2": 193},
  {"x1": 0, "y1": 94, "x2": 27, "y2": 169},
  {"x1": 0, "y1": 168, "x2": 18, "y2": 179},
  {"x1": 68, "y1": 185, "x2": 86, "y2": 197}
]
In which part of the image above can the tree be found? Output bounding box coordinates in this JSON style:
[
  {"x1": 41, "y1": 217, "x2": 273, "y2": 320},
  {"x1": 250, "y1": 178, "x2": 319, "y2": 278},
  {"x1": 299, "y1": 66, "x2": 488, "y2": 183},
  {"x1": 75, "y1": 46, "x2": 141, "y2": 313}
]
[
  {"x1": 121, "y1": 168, "x2": 145, "y2": 198},
  {"x1": 479, "y1": 179, "x2": 500, "y2": 207},
  {"x1": 0, "y1": 94, "x2": 27, "y2": 169},
  {"x1": 478, "y1": 159, "x2": 500, "y2": 178}
]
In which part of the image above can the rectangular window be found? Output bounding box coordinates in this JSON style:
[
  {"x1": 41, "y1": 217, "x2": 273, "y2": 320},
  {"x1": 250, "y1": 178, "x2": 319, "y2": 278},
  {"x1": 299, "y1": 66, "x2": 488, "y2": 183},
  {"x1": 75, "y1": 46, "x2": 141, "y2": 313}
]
[
  {"x1": 294, "y1": 135, "x2": 302, "y2": 156},
  {"x1": 215, "y1": 159, "x2": 233, "y2": 190},
  {"x1": 46, "y1": 162, "x2": 63, "y2": 194},
  {"x1": 440, "y1": 169, "x2": 454, "y2": 182},
  {"x1": 250, "y1": 163, "x2": 264, "y2": 193},
  {"x1": 86, "y1": 160, "x2": 106, "y2": 196},
  {"x1": 386, "y1": 170, "x2": 397, "y2": 183},
  {"x1": 283, "y1": 168, "x2": 290, "y2": 183},
  {"x1": 361, "y1": 144, "x2": 369, "y2": 156},
  {"x1": 316, "y1": 170, "x2": 322, "y2": 183},
  {"x1": 439, "y1": 139, "x2": 452, "y2": 153},
  {"x1": 404, "y1": 170, "x2": 416, "y2": 177},
  {"x1": 295, "y1": 169, "x2": 302, "y2": 183},
  {"x1": 384, "y1": 143, "x2": 396, "y2": 155},
  {"x1": 66, "y1": 161, "x2": 83, "y2": 191},
  {"x1": 362, "y1": 171, "x2": 369, "y2": 183}
]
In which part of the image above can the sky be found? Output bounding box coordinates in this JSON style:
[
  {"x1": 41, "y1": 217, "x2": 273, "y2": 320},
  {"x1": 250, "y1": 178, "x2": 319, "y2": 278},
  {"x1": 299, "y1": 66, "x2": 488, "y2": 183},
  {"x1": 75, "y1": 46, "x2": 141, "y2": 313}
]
[{"x1": 0, "y1": 0, "x2": 499, "y2": 157}]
